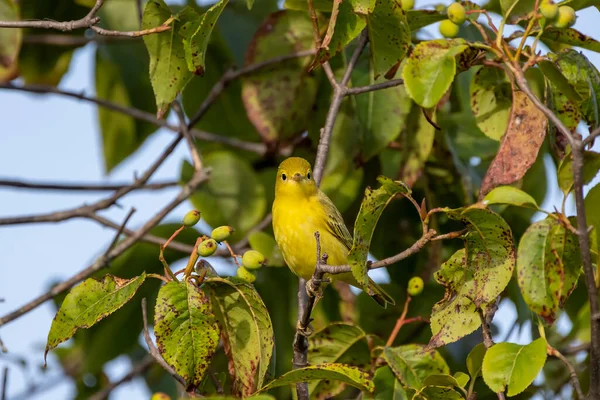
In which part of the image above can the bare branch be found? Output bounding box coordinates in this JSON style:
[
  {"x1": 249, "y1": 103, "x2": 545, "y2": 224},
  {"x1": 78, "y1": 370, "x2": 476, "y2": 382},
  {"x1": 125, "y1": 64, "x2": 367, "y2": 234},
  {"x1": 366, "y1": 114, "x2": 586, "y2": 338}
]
[
  {"x1": 173, "y1": 101, "x2": 203, "y2": 172},
  {"x1": 583, "y1": 125, "x2": 600, "y2": 147},
  {"x1": 0, "y1": 178, "x2": 177, "y2": 192},
  {"x1": 89, "y1": 355, "x2": 154, "y2": 400},
  {"x1": 345, "y1": 78, "x2": 405, "y2": 96},
  {"x1": 0, "y1": 0, "x2": 103, "y2": 31},
  {"x1": 548, "y1": 345, "x2": 585, "y2": 400},
  {"x1": 1, "y1": 367, "x2": 7, "y2": 400},
  {"x1": 104, "y1": 208, "x2": 136, "y2": 255},
  {"x1": 0, "y1": 168, "x2": 209, "y2": 327}
]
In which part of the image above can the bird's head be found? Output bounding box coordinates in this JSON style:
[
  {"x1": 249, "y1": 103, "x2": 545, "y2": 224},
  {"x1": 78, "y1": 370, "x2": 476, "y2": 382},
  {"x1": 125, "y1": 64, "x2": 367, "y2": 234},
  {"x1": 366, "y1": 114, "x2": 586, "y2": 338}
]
[{"x1": 275, "y1": 157, "x2": 318, "y2": 197}]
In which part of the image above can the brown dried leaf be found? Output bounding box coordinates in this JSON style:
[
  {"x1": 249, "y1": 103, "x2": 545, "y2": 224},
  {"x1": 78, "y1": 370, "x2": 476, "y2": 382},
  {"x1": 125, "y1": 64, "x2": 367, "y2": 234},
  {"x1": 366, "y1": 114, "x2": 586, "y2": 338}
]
[{"x1": 479, "y1": 90, "x2": 548, "y2": 198}]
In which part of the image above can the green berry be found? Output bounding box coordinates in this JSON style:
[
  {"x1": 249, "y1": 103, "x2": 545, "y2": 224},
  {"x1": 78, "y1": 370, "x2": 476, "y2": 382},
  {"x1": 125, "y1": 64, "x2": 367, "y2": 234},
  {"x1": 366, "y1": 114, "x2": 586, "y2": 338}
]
[
  {"x1": 211, "y1": 225, "x2": 235, "y2": 242},
  {"x1": 554, "y1": 5, "x2": 576, "y2": 28},
  {"x1": 407, "y1": 276, "x2": 424, "y2": 296},
  {"x1": 198, "y1": 239, "x2": 218, "y2": 257},
  {"x1": 401, "y1": 0, "x2": 414, "y2": 10},
  {"x1": 447, "y1": 2, "x2": 467, "y2": 25},
  {"x1": 539, "y1": 1, "x2": 558, "y2": 19},
  {"x1": 242, "y1": 250, "x2": 266, "y2": 270},
  {"x1": 439, "y1": 19, "x2": 460, "y2": 38},
  {"x1": 237, "y1": 266, "x2": 257, "y2": 283},
  {"x1": 182, "y1": 210, "x2": 201, "y2": 227}
]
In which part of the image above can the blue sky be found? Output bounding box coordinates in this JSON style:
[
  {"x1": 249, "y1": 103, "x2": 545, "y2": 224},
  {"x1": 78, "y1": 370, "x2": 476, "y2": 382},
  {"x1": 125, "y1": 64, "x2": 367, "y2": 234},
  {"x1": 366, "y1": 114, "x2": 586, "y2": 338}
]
[{"x1": 1, "y1": 2, "x2": 599, "y2": 399}]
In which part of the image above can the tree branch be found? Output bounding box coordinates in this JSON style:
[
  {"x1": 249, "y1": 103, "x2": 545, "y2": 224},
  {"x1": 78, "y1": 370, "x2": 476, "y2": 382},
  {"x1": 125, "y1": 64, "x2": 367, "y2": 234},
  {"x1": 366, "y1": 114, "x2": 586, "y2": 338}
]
[
  {"x1": 583, "y1": 125, "x2": 600, "y2": 147},
  {"x1": 0, "y1": 0, "x2": 103, "y2": 31},
  {"x1": 0, "y1": 168, "x2": 209, "y2": 327},
  {"x1": 0, "y1": 178, "x2": 177, "y2": 192},
  {"x1": 548, "y1": 345, "x2": 584, "y2": 400},
  {"x1": 89, "y1": 355, "x2": 155, "y2": 400}
]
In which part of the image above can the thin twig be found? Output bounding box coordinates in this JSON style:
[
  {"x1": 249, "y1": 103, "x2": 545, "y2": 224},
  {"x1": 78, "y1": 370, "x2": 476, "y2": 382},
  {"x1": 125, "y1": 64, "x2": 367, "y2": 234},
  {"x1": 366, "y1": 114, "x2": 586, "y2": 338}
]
[
  {"x1": 0, "y1": 169, "x2": 209, "y2": 326},
  {"x1": 1, "y1": 367, "x2": 7, "y2": 400},
  {"x1": 386, "y1": 296, "x2": 411, "y2": 347},
  {"x1": 548, "y1": 345, "x2": 585, "y2": 400},
  {"x1": 0, "y1": 135, "x2": 182, "y2": 226},
  {"x1": 0, "y1": 0, "x2": 103, "y2": 31},
  {"x1": 89, "y1": 355, "x2": 155, "y2": 400},
  {"x1": 141, "y1": 298, "x2": 186, "y2": 387},
  {"x1": 173, "y1": 101, "x2": 203, "y2": 172},
  {"x1": 345, "y1": 79, "x2": 405, "y2": 95},
  {"x1": 583, "y1": 125, "x2": 600, "y2": 147},
  {"x1": 0, "y1": 178, "x2": 177, "y2": 192},
  {"x1": 104, "y1": 208, "x2": 136, "y2": 255}
]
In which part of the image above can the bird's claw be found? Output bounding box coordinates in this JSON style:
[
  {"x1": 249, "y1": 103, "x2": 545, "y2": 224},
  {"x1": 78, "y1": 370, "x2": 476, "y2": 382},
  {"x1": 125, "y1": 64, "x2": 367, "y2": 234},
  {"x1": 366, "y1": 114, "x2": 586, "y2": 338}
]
[
  {"x1": 306, "y1": 277, "x2": 330, "y2": 300},
  {"x1": 296, "y1": 321, "x2": 313, "y2": 337}
]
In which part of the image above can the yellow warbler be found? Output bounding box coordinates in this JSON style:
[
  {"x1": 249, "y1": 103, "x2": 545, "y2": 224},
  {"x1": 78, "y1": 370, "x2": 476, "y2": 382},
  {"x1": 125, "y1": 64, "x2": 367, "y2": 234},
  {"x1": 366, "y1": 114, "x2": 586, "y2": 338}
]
[{"x1": 272, "y1": 157, "x2": 395, "y2": 307}]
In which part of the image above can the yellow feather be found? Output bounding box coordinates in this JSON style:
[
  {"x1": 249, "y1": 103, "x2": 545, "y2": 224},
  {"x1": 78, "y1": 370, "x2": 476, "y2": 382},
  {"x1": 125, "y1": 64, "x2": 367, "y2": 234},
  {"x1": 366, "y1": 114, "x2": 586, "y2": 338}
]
[{"x1": 272, "y1": 157, "x2": 394, "y2": 307}]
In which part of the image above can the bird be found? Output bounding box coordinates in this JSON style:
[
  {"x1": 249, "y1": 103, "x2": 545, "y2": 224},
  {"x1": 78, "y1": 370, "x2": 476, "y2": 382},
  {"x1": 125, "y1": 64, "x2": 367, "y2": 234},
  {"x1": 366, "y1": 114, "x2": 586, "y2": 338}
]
[{"x1": 272, "y1": 157, "x2": 394, "y2": 307}]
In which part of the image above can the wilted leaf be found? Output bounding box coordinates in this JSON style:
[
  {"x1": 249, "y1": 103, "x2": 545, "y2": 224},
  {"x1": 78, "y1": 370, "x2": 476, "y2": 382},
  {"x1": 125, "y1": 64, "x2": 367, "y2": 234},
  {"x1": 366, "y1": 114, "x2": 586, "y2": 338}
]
[
  {"x1": 143, "y1": 0, "x2": 196, "y2": 118},
  {"x1": 348, "y1": 177, "x2": 411, "y2": 289},
  {"x1": 470, "y1": 66, "x2": 512, "y2": 141},
  {"x1": 180, "y1": 0, "x2": 228, "y2": 75},
  {"x1": 183, "y1": 151, "x2": 267, "y2": 241},
  {"x1": 482, "y1": 337, "x2": 547, "y2": 396},
  {"x1": 429, "y1": 207, "x2": 515, "y2": 347},
  {"x1": 242, "y1": 10, "x2": 319, "y2": 142},
  {"x1": 308, "y1": 323, "x2": 370, "y2": 399},
  {"x1": 249, "y1": 231, "x2": 285, "y2": 267},
  {"x1": 258, "y1": 363, "x2": 374, "y2": 393},
  {"x1": 154, "y1": 281, "x2": 220, "y2": 388},
  {"x1": 483, "y1": 186, "x2": 539, "y2": 209},
  {"x1": 480, "y1": 90, "x2": 548, "y2": 197},
  {"x1": 45, "y1": 274, "x2": 146, "y2": 360},
  {"x1": 516, "y1": 217, "x2": 582, "y2": 323},
  {"x1": 205, "y1": 277, "x2": 274, "y2": 396},
  {"x1": 0, "y1": 0, "x2": 21, "y2": 81},
  {"x1": 403, "y1": 39, "x2": 469, "y2": 108},
  {"x1": 366, "y1": 0, "x2": 411, "y2": 79},
  {"x1": 382, "y1": 344, "x2": 449, "y2": 389},
  {"x1": 557, "y1": 150, "x2": 600, "y2": 194}
]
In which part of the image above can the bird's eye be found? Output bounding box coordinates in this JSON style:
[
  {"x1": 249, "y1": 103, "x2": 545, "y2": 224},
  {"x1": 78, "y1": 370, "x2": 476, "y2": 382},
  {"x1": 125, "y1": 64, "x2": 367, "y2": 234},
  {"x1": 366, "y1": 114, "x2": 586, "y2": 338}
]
[
  {"x1": 307, "y1": 172, "x2": 311, "y2": 180},
  {"x1": 281, "y1": 173, "x2": 287, "y2": 181}
]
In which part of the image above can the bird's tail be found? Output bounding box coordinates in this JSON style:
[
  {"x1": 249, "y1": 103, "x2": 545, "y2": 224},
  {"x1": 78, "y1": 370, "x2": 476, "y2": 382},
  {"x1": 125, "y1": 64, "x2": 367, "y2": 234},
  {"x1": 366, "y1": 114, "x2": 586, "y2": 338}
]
[{"x1": 368, "y1": 277, "x2": 395, "y2": 308}]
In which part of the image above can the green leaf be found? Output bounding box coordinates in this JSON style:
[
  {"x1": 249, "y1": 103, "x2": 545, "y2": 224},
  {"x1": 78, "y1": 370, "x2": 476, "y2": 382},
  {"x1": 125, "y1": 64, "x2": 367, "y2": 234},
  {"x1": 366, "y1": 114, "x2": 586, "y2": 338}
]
[
  {"x1": 406, "y1": 9, "x2": 446, "y2": 31},
  {"x1": 154, "y1": 281, "x2": 220, "y2": 388},
  {"x1": 308, "y1": 323, "x2": 371, "y2": 399},
  {"x1": 348, "y1": 176, "x2": 411, "y2": 289},
  {"x1": 454, "y1": 371, "x2": 470, "y2": 388},
  {"x1": 585, "y1": 183, "x2": 600, "y2": 269},
  {"x1": 205, "y1": 277, "x2": 274, "y2": 396},
  {"x1": 403, "y1": 39, "x2": 469, "y2": 108},
  {"x1": 95, "y1": 2, "x2": 158, "y2": 172},
  {"x1": 247, "y1": 0, "x2": 255, "y2": 9},
  {"x1": 283, "y1": 0, "x2": 333, "y2": 10},
  {"x1": 249, "y1": 231, "x2": 285, "y2": 267},
  {"x1": 366, "y1": 0, "x2": 411, "y2": 79},
  {"x1": 180, "y1": 0, "x2": 228, "y2": 75},
  {"x1": 142, "y1": 0, "x2": 195, "y2": 118},
  {"x1": 184, "y1": 151, "x2": 267, "y2": 241},
  {"x1": 541, "y1": 27, "x2": 600, "y2": 53},
  {"x1": 258, "y1": 363, "x2": 374, "y2": 394},
  {"x1": 516, "y1": 217, "x2": 582, "y2": 323},
  {"x1": 466, "y1": 343, "x2": 487, "y2": 380},
  {"x1": 483, "y1": 186, "x2": 539, "y2": 209},
  {"x1": 0, "y1": 0, "x2": 21, "y2": 81},
  {"x1": 242, "y1": 10, "x2": 319, "y2": 142},
  {"x1": 45, "y1": 274, "x2": 146, "y2": 361},
  {"x1": 353, "y1": 58, "x2": 413, "y2": 161},
  {"x1": 382, "y1": 344, "x2": 450, "y2": 389},
  {"x1": 429, "y1": 207, "x2": 515, "y2": 347},
  {"x1": 482, "y1": 337, "x2": 547, "y2": 396},
  {"x1": 373, "y1": 367, "x2": 408, "y2": 400},
  {"x1": 549, "y1": 50, "x2": 600, "y2": 128},
  {"x1": 312, "y1": 0, "x2": 366, "y2": 67},
  {"x1": 557, "y1": 151, "x2": 600, "y2": 194},
  {"x1": 470, "y1": 66, "x2": 512, "y2": 141},
  {"x1": 500, "y1": 0, "x2": 535, "y2": 19}
]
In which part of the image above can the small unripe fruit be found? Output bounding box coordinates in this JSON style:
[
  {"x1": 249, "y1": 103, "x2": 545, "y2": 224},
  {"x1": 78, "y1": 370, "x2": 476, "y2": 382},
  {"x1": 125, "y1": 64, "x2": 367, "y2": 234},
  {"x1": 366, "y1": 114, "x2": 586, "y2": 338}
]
[
  {"x1": 447, "y1": 2, "x2": 467, "y2": 25},
  {"x1": 211, "y1": 225, "x2": 235, "y2": 242},
  {"x1": 407, "y1": 276, "x2": 424, "y2": 296},
  {"x1": 401, "y1": 0, "x2": 414, "y2": 10},
  {"x1": 439, "y1": 19, "x2": 460, "y2": 38},
  {"x1": 182, "y1": 210, "x2": 201, "y2": 227},
  {"x1": 237, "y1": 266, "x2": 257, "y2": 283},
  {"x1": 539, "y1": 1, "x2": 558, "y2": 19},
  {"x1": 242, "y1": 250, "x2": 266, "y2": 270},
  {"x1": 197, "y1": 239, "x2": 218, "y2": 257},
  {"x1": 554, "y1": 6, "x2": 576, "y2": 28}
]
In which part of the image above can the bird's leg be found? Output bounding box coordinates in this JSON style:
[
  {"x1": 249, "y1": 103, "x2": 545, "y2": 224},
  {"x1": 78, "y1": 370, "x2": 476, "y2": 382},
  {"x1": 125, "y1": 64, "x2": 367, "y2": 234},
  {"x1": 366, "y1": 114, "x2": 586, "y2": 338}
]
[
  {"x1": 306, "y1": 276, "x2": 330, "y2": 302},
  {"x1": 296, "y1": 320, "x2": 314, "y2": 336}
]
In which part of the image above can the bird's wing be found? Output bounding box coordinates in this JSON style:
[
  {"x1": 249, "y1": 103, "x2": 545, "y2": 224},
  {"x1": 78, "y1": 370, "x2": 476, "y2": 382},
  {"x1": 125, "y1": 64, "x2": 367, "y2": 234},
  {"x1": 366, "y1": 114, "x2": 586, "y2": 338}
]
[{"x1": 318, "y1": 190, "x2": 353, "y2": 251}]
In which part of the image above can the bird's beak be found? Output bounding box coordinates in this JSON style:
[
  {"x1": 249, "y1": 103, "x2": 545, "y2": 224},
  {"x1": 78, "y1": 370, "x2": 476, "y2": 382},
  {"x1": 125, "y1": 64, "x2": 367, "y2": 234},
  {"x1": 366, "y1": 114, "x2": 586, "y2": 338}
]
[{"x1": 292, "y1": 173, "x2": 303, "y2": 182}]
